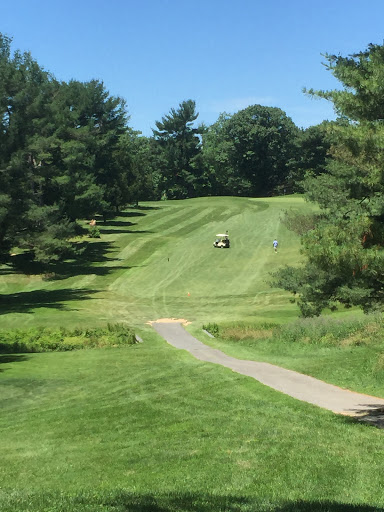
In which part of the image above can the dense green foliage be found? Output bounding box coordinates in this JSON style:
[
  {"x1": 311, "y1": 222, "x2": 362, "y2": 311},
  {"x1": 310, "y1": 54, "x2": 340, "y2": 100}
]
[
  {"x1": 0, "y1": 35, "x2": 133, "y2": 261},
  {"x1": 0, "y1": 323, "x2": 136, "y2": 352},
  {"x1": 287, "y1": 121, "x2": 331, "y2": 189},
  {"x1": 274, "y1": 43, "x2": 384, "y2": 316},
  {"x1": 201, "y1": 106, "x2": 300, "y2": 196}
]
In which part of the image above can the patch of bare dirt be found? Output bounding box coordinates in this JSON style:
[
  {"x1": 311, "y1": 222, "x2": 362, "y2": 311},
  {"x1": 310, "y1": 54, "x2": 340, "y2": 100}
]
[{"x1": 147, "y1": 318, "x2": 191, "y2": 325}]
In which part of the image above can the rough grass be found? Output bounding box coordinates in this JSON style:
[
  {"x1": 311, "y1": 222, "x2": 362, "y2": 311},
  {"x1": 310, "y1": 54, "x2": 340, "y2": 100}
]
[
  {"x1": 207, "y1": 314, "x2": 383, "y2": 346},
  {"x1": 194, "y1": 314, "x2": 384, "y2": 397}
]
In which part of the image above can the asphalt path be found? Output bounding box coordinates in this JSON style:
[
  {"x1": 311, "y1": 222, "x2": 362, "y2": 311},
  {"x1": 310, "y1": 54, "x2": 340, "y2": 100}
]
[{"x1": 152, "y1": 321, "x2": 384, "y2": 425}]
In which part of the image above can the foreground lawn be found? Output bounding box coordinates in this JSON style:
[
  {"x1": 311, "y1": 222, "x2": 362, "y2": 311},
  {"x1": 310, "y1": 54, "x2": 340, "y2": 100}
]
[{"x1": 1, "y1": 329, "x2": 384, "y2": 511}]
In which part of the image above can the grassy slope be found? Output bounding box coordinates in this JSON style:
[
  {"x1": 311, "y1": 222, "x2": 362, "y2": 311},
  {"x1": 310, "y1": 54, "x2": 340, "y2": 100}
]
[
  {"x1": 1, "y1": 331, "x2": 384, "y2": 511},
  {"x1": 0, "y1": 195, "x2": 308, "y2": 329},
  {"x1": 2, "y1": 195, "x2": 383, "y2": 511}
]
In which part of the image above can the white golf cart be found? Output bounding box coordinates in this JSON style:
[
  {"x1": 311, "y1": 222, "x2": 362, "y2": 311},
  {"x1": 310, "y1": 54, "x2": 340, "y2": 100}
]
[{"x1": 213, "y1": 233, "x2": 230, "y2": 248}]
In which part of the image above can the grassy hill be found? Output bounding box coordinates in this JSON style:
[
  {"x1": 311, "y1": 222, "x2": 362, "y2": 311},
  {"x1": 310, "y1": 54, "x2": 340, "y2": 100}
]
[
  {"x1": 2, "y1": 196, "x2": 384, "y2": 512},
  {"x1": 0, "y1": 195, "x2": 309, "y2": 329}
]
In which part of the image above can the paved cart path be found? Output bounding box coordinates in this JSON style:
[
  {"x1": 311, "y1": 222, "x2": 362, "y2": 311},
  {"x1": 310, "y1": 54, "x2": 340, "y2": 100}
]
[{"x1": 152, "y1": 321, "x2": 384, "y2": 423}]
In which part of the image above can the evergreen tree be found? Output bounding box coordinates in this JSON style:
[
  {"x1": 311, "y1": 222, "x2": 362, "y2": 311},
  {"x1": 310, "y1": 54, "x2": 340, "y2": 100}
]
[
  {"x1": 0, "y1": 34, "x2": 74, "y2": 262},
  {"x1": 153, "y1": 100, "x2": 204, "y2": 199},
  {"x1": 274, "y1": 44, "x2": 384, "y2": 315},
  {"x1": 0, "y1": 34, "x2": 136, "y2": 263}
]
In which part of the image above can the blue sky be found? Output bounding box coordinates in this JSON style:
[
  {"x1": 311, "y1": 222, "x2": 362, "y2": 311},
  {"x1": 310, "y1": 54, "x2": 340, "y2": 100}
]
[{"x1": 3, "y1": 0, "x2": 384, "y2": 135}]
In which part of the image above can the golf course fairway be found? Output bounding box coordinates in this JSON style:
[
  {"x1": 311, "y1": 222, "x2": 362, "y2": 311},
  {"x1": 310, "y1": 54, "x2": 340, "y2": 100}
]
[
  {"x1": 0, "y1": 195, "x2": 308, "y2": 329},
  {"x1": 2, "y1": 195, "x2": 384, "y2": 512}
]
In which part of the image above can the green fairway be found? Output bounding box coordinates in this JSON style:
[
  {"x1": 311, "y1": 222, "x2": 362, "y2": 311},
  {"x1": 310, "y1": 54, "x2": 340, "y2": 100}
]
[{"x1": 0, "y1": 196, "x2": 308, "y2": 329}]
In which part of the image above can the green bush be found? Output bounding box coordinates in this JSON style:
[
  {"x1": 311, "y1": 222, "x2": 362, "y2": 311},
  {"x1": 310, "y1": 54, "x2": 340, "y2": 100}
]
[
  {"x1": 88, "y1": 226, "x2": 101, "y2": 238},
  {"x1": 202, "y1": 323, "x2": 220, "y2": 337},
  {"x1": 0, "y1": 324, "x2": 137, "y2": 353}
]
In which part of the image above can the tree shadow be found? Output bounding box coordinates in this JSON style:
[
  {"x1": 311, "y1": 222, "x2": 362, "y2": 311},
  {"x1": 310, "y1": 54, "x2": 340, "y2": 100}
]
[
  {"x1": 0, "y1": 235, "x2": 146, "y2": 280},
  {"x1": 136, "y1": 205, "x2": 161, "y2": 210},
  {"x1": 115, "y1": 211, "x2": 147, "y2": 217},
  {"x1": 98, "y1": 228, "x2": 153, "y2": 235},
  {"x1": 47, "y1": 241, "x2": 130, "y2": 279},
  {"x1": 93, "y1": 215, "x2": 152, "y2": 233},
  {"x1": 0, "y1": 264, "x2": 17, "y2": 276},
  {"x1": 0, "y1": 288, "x2": 98, "y2": 315},
  {"x1": 100, "y1": 219, "x2": 136, "y2": 227},
  {"x1": 70, "y1": 493, "x2": 384, "y2": 512},
  {"x1": 340, "y1": 404, "x2": 384, "y2": 429},
  {"x1": 0, "y1": 354, "x2": 29, "y2": 372},
  {"x1": 3, "y1": 253, "x2": 45, "y2": 276},
  {"x1": 3, "y1": 491, "x2": 383, "y2": 511}
]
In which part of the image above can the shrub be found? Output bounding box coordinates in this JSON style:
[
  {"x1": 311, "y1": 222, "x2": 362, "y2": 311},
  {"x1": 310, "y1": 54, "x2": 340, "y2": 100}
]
[
  {"x1": 0, "y1": 324, "x2": 137, "y2": 353},
  {"x1": 88, "y1": 226, "x2": 101, "y2": 238},
  {"x1": 202, "y1": 323, "x2": 220, "y2": 337}
]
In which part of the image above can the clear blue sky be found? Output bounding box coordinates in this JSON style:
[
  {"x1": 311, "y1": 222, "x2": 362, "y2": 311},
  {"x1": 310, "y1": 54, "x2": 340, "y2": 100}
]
[{"x1": 3, "y1": 0, "x2": 384, "y2": 135}]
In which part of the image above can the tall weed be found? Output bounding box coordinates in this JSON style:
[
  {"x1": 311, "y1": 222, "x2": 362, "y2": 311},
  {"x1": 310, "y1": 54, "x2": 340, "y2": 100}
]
[{"x1": 214, "y1": 315, "x2": 384, "y2": 347}]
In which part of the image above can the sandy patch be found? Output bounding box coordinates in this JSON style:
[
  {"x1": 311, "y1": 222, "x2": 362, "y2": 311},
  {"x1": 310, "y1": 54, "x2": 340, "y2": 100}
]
[{"x1": 147, "y1": 318, "x2": 191, "y2": 326}]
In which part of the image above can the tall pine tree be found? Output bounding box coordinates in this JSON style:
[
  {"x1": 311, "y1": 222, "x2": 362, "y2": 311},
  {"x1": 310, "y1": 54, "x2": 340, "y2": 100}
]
[
  {"x1": 274, "y1": 44, "x2": 384, "y2": 315},
  {"x1": 153, "y1": 100, "x2": 203, "y2": 199}
]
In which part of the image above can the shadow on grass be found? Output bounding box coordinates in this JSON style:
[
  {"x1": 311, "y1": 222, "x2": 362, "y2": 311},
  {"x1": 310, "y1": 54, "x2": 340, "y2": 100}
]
[
  {"x1": 341, "y1": 404, "x2": 384, "y2": 429},
  {"x1": 94, "y1": 212, "x2": 146, "y2": 225},
  {"x1": 4, "y1": 241, "x2": 130, "y2": 280},
  {"x1": 0, "y1": 264, "x2": 17, "y2": 276},
  {"x1": 48, "y1": 241, "x2": 133, "y2": 279},
  {"x1": 0, "y1": 354, "x2": 29, "y2": 372},
  {"x1": 0, "y1": 288, "x2": 98, "y2": 315},
  {"x1": 132, "y1": 205, "x2": 161, "y2": 211},
  {"x1": 4, "y1": 493, "x2": 382, "y2": 512},
  {"x1": 91, "y1": 214, "x2": 153, "y2": 234},
  {"x1": 99, "y1": 495, "x2": 384, "y2": 511},
  {"x1": 100, "y1": 219, "x2": 136, "y2": 227},
  {"x1": 98, "y1": 228, "x2": 153, "y2": 235}
]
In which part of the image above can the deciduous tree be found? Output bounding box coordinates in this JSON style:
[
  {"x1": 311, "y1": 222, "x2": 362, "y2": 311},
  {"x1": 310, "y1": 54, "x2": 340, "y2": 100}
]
[{"x1": 202, "y1": 105, "x2": 299, "y2": 196}]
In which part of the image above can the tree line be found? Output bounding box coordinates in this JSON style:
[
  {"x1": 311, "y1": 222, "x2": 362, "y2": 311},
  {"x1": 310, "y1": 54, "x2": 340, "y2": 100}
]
[
  {"x1": 5, "y1": 33, "x2": 383, "y2": 317},
  {"x1": 0, "y1": 33, "x2": 328, "y2": 264}
]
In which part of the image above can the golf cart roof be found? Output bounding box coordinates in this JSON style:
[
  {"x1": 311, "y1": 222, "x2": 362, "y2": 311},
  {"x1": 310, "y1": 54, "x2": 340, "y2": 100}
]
[{"x1": 216, "y1": 234, "x2": 228, "y2": 237}]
